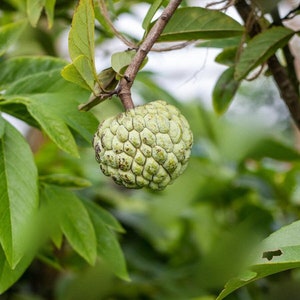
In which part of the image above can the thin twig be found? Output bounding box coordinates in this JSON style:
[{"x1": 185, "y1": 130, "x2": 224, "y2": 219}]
[
  {"x1": 117, "y1": 0, "x2": 183, "y2": 110},
  {"x1": 152, "y1": 41, "x2": 195, "y2": 52},
  {"x1": 98, "y1": 0, "x2": 136, "y2": 49},
  {"x1": 206, "y1": 0, "x2": 236, "y2": 10},
  {"x1": 234, "y1": 0, "x2": 300, "y2": 129}
]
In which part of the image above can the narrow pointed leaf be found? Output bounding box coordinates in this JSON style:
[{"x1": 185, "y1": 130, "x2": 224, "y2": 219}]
[
  {"x1": 83, "y1": 200, "x2": 124, "y2": 233},
  {"x1": 142, "y1": 0, "x2": 163, "y2": 31},
  {"x1": 39, "y1": 174, "x2": 91, "y2": 188},
  {"x1": 0, "y1": 118, "x2": 38, "y2": 268},
  {"x1": 0, "y1": 247, "x2": 35, "y2": 294},
  {"x1": 0, "y1": 20, "x2": 27, "y2": 56},
  {"x1": 69, "y1": 0, "x2": 95, "y2": 60},
  {"x1": 215, "y1": 47, "x2": 238, "y2": 66},
  {"x1": 41, "y1": 185, "x2": 97, "y2": 265},
  {"x1": 235, "y1": 26, "x2": 295, "y2": 80},
  {"x1": 212, "y1": 67, "x2": 240, "y2": 115},
  {"x1": 26, "y1": 0, "x2": 45, "y2": 27},
  {"x1": 65, "y1": 0, "x2": 98, "y2": 91},
  {"x1": 84, "y1": 201, "x2": 129, "y2": 280},
  {"x1": 157, "y1": 7, "x2": 244, "y2": 42},
  {"x1": 45, "y1": 0, "x2": 55, "y2": 28}
]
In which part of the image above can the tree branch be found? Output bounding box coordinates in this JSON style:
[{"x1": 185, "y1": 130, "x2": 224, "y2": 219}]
[
  {"x1": 234, "y1": 0, "x2": 300, "y2": 129},
  {"x1": 117, "y1": 0, "x2": 182, "y2": 110}
]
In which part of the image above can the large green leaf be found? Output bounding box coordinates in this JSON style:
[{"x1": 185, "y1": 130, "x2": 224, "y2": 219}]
[
  {"x1": 217, "y1": 220, "x2": 300, "y2": 299},
  {"x1": 41, "y1": 184, "x2": 97, "y2": 265},
  {"x1": 234, "y1": 26, "x2": 295, "y2": 80},
  {"x1": 0, "y1": 20, "x2": 27, "y2": 56},
  {"x1": 62, "y1": 0, "x2": 98, "y2": 90},
  {"x1": 0, "y1": 56, "x2": 66, "y2": 89},
  {"x1": 0, "y1": 57, "x2": 98, "y2": 156},
  {"x1": 157, "y1": 7, "x2": 244, "y2": 42},
  {"x1": 84, "y1": 201, "x2": 129, "y2": 280},
  {"x1": 0, "y1": 117, "x2": 38, "y2": 268},
  {"x1": 212, "y1": 66, "x2": 240, "y2": 115}
]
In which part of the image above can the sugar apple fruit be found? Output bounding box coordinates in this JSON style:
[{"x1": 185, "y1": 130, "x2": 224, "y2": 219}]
[{"x1": 93, "y1": 100, "x2": 193, "y2": 190}]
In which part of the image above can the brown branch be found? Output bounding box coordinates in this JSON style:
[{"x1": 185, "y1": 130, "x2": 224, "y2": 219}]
[
  {"x1": 117, "y1": 0, "x2": 183, "y2": 110},
  {"x1": 235, "y1": 0, "x2": 300, "y2": 129}
]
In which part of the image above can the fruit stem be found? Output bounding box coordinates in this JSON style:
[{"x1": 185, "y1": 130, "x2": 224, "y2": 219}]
[{"x1": 117, "y1": 0, "x2": 182, "y2": 110}]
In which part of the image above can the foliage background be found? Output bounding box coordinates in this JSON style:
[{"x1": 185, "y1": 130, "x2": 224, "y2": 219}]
[{"x1": 1, "y1": 0, "x2": 300, "y2": 299}]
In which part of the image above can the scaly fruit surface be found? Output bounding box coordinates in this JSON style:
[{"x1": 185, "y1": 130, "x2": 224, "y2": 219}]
[{"x1": 93, "y1": 100, "x2": 193, "y2": 190}]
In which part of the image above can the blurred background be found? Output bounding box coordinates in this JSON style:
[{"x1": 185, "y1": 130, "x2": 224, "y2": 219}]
[{"x1": 2, "y1": 0, "x2": 300, "y2": 299}]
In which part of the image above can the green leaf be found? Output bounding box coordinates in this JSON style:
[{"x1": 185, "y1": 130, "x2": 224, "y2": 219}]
[
  {"x1": 41, "y1": 184, "x2": 97, "y2": 265},
  {"x1": 142, "y1": 0, "x2": 163, "y2": 31},
  {"x1": 0, "y1": 118, "x2": 38, "y2": 268},
  {"x1": 0, "y1": 116, "x2": 5, "y2": 138},
  {"x1": 217, "y1": 220, "x2": 300, "y2": 300},
  {"x1": 212, "y1": 67, "x2": 240, "y2": 115},
  {"x1": 26, "y1": 0, "x2": 45, "y2": 27},
  {"x1": 0, "y1": 56, "x2": 66, "y2": 89},
  {"x1": 234, "y1": 26, "x2": 295, "y2": 80},
  {"x1": 84, "y1": 201, "x2": 129, "y2": 280},
  {"x1": 246, "y1": 138, "x2": 300, "y2": 161},
  {"x1": 83, "y1": 200, "x2": 124, "y2": 233},
  {"x1": 0, "y1": 246, "x2": 35, "y2": 294},
  {"x1": 39, "y1": 174, "x2": 92, "y2": 188},
  {"x1": 0, "y1": 57, "x2": 98, "y2": 156},
  {"x1": 215, "y1": 47, "x2": 238, "y2": 66},
  {"x1": 44, "y1": 0, "x2": 55, "y2": 28},
  {"x1": 28, "y1": 98, "x2": 80, "y2": 157},
  {"x1": 61, "y1": 55, "x2": 95, "y2": 92},
  {"x1": 198, "y1": 36, "x2": 243, "y2": 48},
  {"x1": 69, "y1": 0, "x2": 95, "y2": 60},
  {"x1": 0, "y1": 20, "x2": 27, "y2": 56},
  {"x1": 111, "y1": 50, "x2": 136, "y2": 75},
  {"x1": 157, "y1": 7, "x2": 244, "y2": 42},
  {"x1": 62, "y1": 0, "x2": 99, "y2": 92}
]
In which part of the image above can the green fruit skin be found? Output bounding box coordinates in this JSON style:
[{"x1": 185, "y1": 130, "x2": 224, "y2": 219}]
[{"x1": 93, "y1": 100, "x2": 193, "y2": 190}]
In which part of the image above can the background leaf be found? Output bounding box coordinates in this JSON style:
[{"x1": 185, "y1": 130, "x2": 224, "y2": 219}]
[
  {"x1": 212, "y1": 66, "x2": 240, "y2": 115},
  {"x1": 0, "y1": 247, "x2": 35, "y2": 294},
  {"x1": 41, "y1": 184, "x2": 97, "y2": 265},
  {"x1": 44, "y1": 0, "x2": 55, "y2": 28},
  {"x1": 217, "y1": 220, "x2": 300, "y2": 299},
  {"x1": 0, "y1": 118, "x2": 38, "y2": 268},
  {"x1": 0, "y1": 20, "x2": 27, "y2": 56},
  {"x1": 26, "y1": 0, "x2": 45, "y2": 27},
  {"x1": 84, "y1": 201, "x2": 129, "y2": 280},
  {"x1": 157, "y1": 7, "x2": 244, "y2": 42},
  {"x1": 234, "y1": 26, "x2": 295, "y2": 80},
  {"x1": 0, "y1": 57, "x2": 98, "y2": 156},
  {"x1": 39, "y1": 174, "x2": 92, "y2": 188}
]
